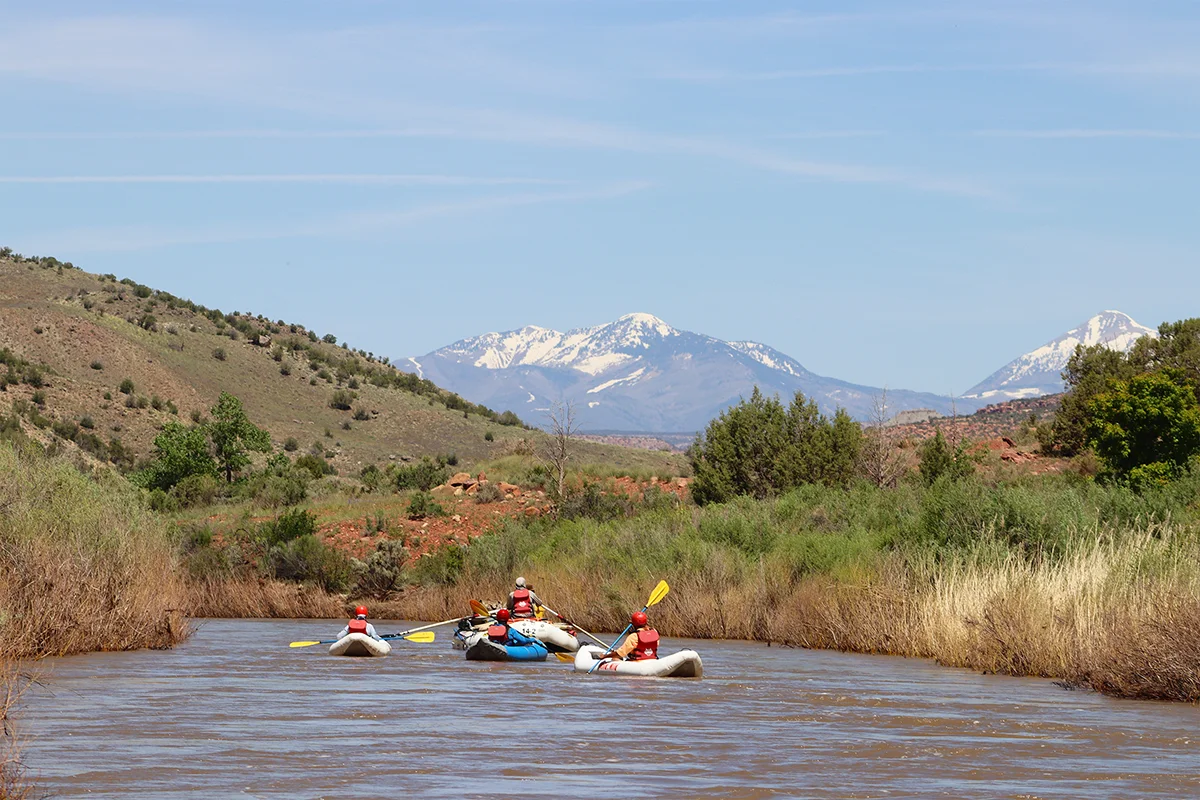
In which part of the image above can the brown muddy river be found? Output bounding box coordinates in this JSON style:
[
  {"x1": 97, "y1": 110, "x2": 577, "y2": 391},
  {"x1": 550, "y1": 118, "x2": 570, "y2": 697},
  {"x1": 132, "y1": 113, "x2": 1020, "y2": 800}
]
[{"x1": 21, "y1": 619, "x2": 1200, "y2": 798}]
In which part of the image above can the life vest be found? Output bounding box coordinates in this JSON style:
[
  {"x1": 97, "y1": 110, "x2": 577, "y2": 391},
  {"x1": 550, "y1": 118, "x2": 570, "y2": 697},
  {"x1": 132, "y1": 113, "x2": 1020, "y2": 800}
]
[
  {"x1": 629, "y1": 629, "x2": 659, "y2": 661},
  {"x1": 511, "y1": 588, "x2": 535, "y2": 618},
  {"x1": 348, "y1": 618, "x2": 368, "y2": 635},
  {"x1": 488, "y1": 624, "x2": 509, "y2": 644}
]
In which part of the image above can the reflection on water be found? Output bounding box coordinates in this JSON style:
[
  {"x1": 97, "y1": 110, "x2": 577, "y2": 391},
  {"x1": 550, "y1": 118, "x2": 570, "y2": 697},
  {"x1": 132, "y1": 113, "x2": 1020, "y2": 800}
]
[{"x1": 21, "y1": 619, "x2": 1200, "y2": 798}]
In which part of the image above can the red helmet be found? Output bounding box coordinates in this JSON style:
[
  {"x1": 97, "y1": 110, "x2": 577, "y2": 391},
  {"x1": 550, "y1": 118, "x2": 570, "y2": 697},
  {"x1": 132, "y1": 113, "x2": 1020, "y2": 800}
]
[
  {"x1": 354, "y1": 605, "x2": 369, "y2": 618},
  {"x1": 496, "y1": 608, "x2": 511, "y2": 622},
  {"x1": 631, "y1": 611, "x2": 648, "y2": 628}
]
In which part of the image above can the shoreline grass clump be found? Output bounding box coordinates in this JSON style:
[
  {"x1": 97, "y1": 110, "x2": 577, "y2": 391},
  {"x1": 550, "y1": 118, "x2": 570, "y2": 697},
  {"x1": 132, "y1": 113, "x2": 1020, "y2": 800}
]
[{"x1": 0, "y1": 440, "x2": 189, "y2": 659}]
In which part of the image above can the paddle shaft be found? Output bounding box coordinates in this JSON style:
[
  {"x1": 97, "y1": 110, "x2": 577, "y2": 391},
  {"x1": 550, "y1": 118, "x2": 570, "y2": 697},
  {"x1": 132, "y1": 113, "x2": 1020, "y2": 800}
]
[
  {"x1": 381, "y1": 615, "x2": 466, "y2": 640},
  {"x1": 540, "y1": 605, "x2": 607, "y2": 649}
]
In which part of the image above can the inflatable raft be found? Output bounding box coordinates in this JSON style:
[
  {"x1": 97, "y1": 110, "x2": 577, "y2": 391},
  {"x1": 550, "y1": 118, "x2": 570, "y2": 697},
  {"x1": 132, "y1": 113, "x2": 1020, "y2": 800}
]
[
  {"x1": 458, "y1": 630, "x2": 548, "y2": 662},
  {"x1": 510, "y1": 619, "x2": 580, "y2": 653},
  {"x1": 328, "y1": 633, "x2": 392, "y2": 658},
  {"x1": 573, "y1": 645, "x2": 702, "y2": 678}
]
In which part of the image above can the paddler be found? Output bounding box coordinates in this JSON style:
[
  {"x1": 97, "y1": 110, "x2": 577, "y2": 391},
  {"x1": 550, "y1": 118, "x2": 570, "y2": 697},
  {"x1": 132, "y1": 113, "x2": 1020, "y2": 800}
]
[
  {"x1": 598, "y1": 611, "x2": 659, "y2": 662},
  {"x1": 336, "y1": 605, "x2": 384, "y2": 641},
  {"x1": 505, "y1": 576, "x2": 544, "y2": 619},
  {"x1": 487, "y1": 608, "x2": 540, "y2": 647}
]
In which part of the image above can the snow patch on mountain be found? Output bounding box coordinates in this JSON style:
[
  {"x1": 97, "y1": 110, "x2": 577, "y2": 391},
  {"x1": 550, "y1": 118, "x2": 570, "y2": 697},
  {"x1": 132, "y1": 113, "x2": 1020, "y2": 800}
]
[
  {"x1": 728, "y1": 341, "x2": 807, "y2": 377},
  {"x1": 587, "y1": 367, "x2": 647, "y2": 394},
  {"x1": 964, "y1": 310, "x2": 1156, "y2": 399}
]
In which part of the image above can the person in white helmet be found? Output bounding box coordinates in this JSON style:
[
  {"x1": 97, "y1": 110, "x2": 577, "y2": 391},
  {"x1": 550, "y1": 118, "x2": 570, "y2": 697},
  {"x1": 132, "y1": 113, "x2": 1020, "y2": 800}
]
[{"x1": 505, "y1": 576, "x2": 545, "y2": 619}]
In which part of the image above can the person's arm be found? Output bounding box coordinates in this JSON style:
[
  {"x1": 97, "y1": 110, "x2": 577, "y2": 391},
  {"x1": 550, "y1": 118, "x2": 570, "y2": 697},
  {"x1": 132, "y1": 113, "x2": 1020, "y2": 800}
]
[
  {"x1": 505, "y1": 592, "x2": 516, "y2": 611},
  {"x1": 336, "y1": 625, "x2": 350, "y2": 638},
  {"x1": 611, "y1": 632, "x2": 639, "y2": 659},
  {"x1": 367, "y1": 623, "x2": 382, "y2": 640},
  {"x1": 529, "y1": 590, "x2": 543, "y2": 607}
]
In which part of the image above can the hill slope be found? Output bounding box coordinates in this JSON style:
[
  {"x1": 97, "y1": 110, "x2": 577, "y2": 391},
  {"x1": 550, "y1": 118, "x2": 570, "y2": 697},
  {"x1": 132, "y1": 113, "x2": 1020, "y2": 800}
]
[
  {"x1": 964, "y1": 311, "x2": 1156, "y2": 401},
  {"x1": 0, "y1": 253, "x2": 683, "y2": 476},
  {"x1": 412, "y1": 313, "x2": 972, "y2": 431}
]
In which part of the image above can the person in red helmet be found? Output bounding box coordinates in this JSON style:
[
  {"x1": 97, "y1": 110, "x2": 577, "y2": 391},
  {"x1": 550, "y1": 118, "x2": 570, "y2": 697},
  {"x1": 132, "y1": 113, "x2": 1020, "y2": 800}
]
[
  {"x1": 336, "y1": 605, "x2": 383, "y2": 642},
  {"x1": 599, "y1": 610, "x2": 659, "y2": 661},
  {"x1": 486, "y1": 607, "x2": 538, "y2": 647}
]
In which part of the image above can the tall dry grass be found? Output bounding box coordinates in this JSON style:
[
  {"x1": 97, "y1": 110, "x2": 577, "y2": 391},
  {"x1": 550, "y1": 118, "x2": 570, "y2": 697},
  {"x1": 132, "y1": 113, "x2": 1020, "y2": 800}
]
[
  {"x1": 186, "y1": 576, "x2": 343, "y2": 619},
  {"x1": 0, "y1": 669, "x2": 29, "y2": 800},
  {"x1": 0, "y1": 441, "x2": 189, "y2": 658}
]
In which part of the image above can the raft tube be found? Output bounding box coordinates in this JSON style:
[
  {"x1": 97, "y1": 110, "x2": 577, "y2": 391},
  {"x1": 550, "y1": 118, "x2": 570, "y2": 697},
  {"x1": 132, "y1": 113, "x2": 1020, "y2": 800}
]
[
  {"x1": 328, "y1": 633, "x2": 392, "y2": 658},
  {"x1": 458, "y1": 631, "x2": 548, "y2": 662},
  {"x1": 573, "y1": 645, "x2": 702, "y2": 678},
  {"x1": 510, "y1": 619, "x2": 580, "y2": 653}
]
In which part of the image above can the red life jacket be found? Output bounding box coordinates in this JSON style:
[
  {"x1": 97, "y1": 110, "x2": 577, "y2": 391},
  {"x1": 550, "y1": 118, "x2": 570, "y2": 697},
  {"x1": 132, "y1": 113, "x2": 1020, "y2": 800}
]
[
  {"x1": 488, "y1": 624, "x2": 509, "y2": 644},
  {"x1": 630, "y1": 629, "x2": 659, "y2": 661},
  {"x1": 348, "y1": 618, "x2": 368, "y2": 635},
  {"x1": 511, "y1": 588, "x2": 535, "y2": 618}
]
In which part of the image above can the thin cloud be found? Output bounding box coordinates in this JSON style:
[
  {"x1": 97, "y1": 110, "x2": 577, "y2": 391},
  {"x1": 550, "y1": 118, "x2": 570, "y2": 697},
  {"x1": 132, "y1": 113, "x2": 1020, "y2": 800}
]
[
  {"x1": 974, "y1": 129, "x2": 1200, "y2": 140},
  {"x1": 18, "y1": 181, "x2": 652, "y2": 253},
  {"x1": 0, "y1": 173, "x2": 567, "y2": 186}
]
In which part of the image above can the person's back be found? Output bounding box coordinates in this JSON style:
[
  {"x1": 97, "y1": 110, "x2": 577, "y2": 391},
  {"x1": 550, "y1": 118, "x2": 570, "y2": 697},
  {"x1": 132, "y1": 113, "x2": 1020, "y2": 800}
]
[
  {"x1": 506, "y1": 576, "x2": 543, "y2": 619},
  {"x1": 611, "y1": 611, "x2": 659, "y2": 661},
  {"x1": 337, "y1": 605, "x2": 382, "y2": 641}
]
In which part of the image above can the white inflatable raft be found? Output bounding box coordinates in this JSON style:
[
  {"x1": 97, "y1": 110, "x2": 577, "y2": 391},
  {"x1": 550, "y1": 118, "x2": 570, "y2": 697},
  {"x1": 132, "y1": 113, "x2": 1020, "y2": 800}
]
[
  {"x1": 511, "y1": 619, "x2": 580, "y2": 653},
  {"x1": 328, "y1": 633, "x2": 392, "y2": 658},
  {"x1": 573, "y1": 645, "x2": 702, "y2": 678}
]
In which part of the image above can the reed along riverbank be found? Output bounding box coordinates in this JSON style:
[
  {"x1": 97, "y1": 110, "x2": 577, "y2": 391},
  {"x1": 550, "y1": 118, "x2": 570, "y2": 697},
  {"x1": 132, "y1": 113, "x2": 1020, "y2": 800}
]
[
  {"x1": 0, "y1": 441, "x2": 189, "y2": 659},
  {"x1": 357, "y1": 477, "x2": 1200, "y2": 702}
]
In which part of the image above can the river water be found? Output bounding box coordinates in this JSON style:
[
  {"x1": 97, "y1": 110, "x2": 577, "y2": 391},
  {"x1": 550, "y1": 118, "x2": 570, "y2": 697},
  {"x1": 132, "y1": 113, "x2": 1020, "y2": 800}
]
[{"x1": 20, "y1": 619, "x2": 1200, "y2": 799}]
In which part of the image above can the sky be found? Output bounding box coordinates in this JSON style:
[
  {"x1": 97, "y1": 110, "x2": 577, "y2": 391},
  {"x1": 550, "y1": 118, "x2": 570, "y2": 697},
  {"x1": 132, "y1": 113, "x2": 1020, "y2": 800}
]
[{"x1": 2, "y1": 1, "x2": 1198, "y2": 395}]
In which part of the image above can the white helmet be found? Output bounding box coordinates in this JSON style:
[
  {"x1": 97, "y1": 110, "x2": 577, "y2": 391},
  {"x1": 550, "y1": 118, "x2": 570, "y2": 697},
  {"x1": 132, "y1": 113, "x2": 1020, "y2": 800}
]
[{"x1": 515, "y1": 576, "x2": 527, "y2": 588}]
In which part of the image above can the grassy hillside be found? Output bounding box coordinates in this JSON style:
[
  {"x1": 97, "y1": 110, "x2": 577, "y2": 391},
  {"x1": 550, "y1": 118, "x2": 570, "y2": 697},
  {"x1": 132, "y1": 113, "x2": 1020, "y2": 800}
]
[{"x1": 0, "y1": 252, "x2": 685, "y2": 477}]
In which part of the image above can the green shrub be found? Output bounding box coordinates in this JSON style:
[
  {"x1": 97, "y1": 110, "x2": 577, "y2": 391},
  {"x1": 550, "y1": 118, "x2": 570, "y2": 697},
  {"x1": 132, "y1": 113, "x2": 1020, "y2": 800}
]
[
  {"x1": 484, "y1": 431, "x2": 495, "y2": 442},
  {"x1": 212, "y1": 347, "x2": 226, "y2": 361},
  {"x1": 394, "y1": 457, "x2": 449, "y2": 492},
  {"x1": 170, "y1": 473, "x2": 222, "y2": 508},
  {"x1": 410, "y1": 543, "x2": 464, "y2": 586},
  {"x1": 267, "y1": 534, "x2": 353, "y2": 591},
  {"x1": 79, "y1": 415, "x2": 95, "y2": 429},
  {"x1": 330, "y1": 388, "x2": 356, "y2": 410},
  {"x1": 31, "y1": 390, "x2": 45, "y2": 406},
  {"x1": 260, "y1": 507, "x2": 318, "y2": 547},
  {"x1": 406, "y1": 491, "x2": 447, "y2": 519},
  {"x1": 283, "y1": 437, "x2": 299, "y2": 452},
  {"x1": 119, "y1": 378, "x2": 134, "y2": 394},
  {"x1": 474, "y1": 482, "x2": 504, "y2": 504},
  {"x1": 150, "y1": 395, "x2": 164, "y2": 411},
  {"x1": 91, "y1": 361, "x2": 103, "y2": 370},
  {"x1": 352, "y1": 407, "x2": 370, "y2": 421},
  {"x1": 352, "y1": 539, "x2": 409, "y2": 597},
  {"x1": 295, "y1": 453, "x2": 336, "y2": 479}
]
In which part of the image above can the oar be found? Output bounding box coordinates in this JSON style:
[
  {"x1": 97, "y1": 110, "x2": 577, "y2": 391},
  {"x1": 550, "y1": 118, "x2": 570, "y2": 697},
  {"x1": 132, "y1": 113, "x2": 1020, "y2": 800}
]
[
  {"x1": 539, "y1": 604, "x2": 608, "y2": 649},
  {"x1": 290, "y1": 612, "x2": 470, "y2": 648},
  {"x1": 289, "y1": 631, "x2": 435, "y2": 648},
  {"x1": 469, "y1": 599, "x2": 491, "y2": 618},
  {"x1": 587, "y1": 580, "x2": 669, "y2": 674},
  {"x1": 554, "y1": 652, "x2": 575, "y2": 663}
]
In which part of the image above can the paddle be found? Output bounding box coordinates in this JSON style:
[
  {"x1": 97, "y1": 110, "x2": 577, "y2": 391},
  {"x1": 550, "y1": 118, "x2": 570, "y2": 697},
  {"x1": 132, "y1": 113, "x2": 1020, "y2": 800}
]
[
  {"x1": 554, "y1": 652, "x2": 575, "y2": 663},
  {"x1": 288, "y1": 631, "x2": 435, "y2": 648},
  {"x1": 469, "y1": 599, "x2": 490, "y2": 618},
  {"x1": 587, "y1": 580, "x2": 669, "y2": 674},
  {"x1": 290, "y1": 612, "x2": 471, "y2": 648}
]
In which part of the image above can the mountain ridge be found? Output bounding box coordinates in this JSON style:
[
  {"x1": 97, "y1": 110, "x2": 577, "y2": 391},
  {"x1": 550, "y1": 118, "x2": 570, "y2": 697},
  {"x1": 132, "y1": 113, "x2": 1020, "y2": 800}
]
[{"x1": 414, "y1": 310, "x2": 1159, "y2": 432}]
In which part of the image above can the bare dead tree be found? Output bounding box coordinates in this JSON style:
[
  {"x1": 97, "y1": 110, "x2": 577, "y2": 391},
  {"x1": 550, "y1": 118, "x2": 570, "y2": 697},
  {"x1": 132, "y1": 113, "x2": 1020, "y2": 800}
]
[
  {"x1": 860, "y1": 388, "x2": 906, "y2": 489},
  {"x1": 543, "y1": 400, "x2": 579, "y2": 503}
]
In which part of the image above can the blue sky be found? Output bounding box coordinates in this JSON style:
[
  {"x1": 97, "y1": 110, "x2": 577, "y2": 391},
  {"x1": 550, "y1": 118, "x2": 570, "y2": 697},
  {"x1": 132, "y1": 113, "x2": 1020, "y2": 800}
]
[{"x1": 2, "y1": 1, "x2": 1197, "y2": 394}]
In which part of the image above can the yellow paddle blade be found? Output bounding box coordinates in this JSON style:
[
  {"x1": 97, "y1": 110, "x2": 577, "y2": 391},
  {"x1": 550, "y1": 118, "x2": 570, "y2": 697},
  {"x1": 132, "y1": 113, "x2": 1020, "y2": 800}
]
[
  {"x1": 289, "y1": 641, "x2": 321, "y2": 648},
  {"x1": 647, "y1": 579, "x2": 670, "y2": 608},
  {"x1": 404, "y1": 631, "x2": 436, "y2": 643},
  {"x1": 554, "y1": 652, "x2": 575, "y2": 662},
  {"x1": 469, "y1": 599, "x2": 490, "y2": 617}
]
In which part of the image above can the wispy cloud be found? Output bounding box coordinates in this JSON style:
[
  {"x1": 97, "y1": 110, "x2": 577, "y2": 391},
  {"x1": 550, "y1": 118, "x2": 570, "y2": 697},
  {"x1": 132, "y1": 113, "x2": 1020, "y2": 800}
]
[
  {"x1": 973, "y1": 129, "x2": 1200, "y2": 140},
  {"x1": 18, "y1": 181, "x2": 652, "y2": 253},
  {"x1": 0, "y1": 173, "x2": 566, "y2": 186}
]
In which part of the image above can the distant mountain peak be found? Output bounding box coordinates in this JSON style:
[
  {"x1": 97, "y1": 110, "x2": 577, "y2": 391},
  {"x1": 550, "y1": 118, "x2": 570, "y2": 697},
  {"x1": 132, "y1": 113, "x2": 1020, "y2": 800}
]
[{"x1": 964, "y1": 310, "x2": 1156, "y2": 400}]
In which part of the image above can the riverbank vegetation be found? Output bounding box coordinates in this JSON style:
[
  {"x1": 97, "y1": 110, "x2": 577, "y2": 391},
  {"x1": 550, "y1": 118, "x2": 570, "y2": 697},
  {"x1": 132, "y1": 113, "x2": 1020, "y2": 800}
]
[{"x1": 0, "y1": 436, "x2": 188, "y2": 659}]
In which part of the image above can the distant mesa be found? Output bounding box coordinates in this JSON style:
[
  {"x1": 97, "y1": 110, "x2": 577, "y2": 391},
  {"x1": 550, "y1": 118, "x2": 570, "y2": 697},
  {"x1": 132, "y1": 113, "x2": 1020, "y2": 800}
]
[{"x1": 883, "y1": 409, "x2": 943, "y2": 427}]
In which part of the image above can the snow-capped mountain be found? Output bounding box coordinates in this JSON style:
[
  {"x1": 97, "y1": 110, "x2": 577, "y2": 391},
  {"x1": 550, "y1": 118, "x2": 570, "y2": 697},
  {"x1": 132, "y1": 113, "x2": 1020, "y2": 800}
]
[
  {"x1": 411, "y1": 313, "x2": 967, "y2": 432},
  {"x1": 964, "y1": 311, "x2": 1157, "y2": 400}
]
